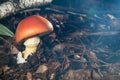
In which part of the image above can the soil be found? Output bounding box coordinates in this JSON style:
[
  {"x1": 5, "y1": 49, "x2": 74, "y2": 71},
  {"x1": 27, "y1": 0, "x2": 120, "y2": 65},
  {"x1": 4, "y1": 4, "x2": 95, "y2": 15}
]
[{"x1": 1, "y1": 0, "x2": 120, "y2": 80}]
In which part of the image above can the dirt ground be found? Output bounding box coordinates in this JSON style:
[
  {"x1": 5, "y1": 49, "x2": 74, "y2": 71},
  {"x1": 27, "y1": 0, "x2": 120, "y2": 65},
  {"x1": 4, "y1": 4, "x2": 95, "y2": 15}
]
[{"x1": 1, "y1": 0, "x2": 120, "y2": 80}]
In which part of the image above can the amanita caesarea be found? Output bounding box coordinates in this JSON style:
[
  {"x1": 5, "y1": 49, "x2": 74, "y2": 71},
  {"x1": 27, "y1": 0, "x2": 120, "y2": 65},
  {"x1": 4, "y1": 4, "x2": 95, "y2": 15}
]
[{"x1": 15, "y1": 15, "x2": 54, "y2": 64}]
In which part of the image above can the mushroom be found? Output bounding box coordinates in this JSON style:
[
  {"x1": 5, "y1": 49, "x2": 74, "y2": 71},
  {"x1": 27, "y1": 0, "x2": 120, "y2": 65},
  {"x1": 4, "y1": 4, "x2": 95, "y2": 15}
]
[{"x1": 15, "y1": 15, "x2": 53, "y2": 63}]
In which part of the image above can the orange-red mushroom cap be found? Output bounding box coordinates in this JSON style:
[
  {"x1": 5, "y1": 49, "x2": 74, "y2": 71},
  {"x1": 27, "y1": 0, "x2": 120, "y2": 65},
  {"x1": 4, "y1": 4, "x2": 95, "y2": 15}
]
[{"x1": 15, "y1": 15, "x2": 54, "y2": 43}]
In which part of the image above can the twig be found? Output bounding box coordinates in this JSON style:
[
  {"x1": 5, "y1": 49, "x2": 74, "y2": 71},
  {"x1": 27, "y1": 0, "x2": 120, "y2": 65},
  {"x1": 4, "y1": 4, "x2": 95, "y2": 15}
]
[
  {"x1": 46, "y1": 4, "x2": 87, "y2": 17},
  {"x1": 71, "y1": 31, "x2": 120, "y2": 36},
  {"x1": 0, "y1": 37, "x2": 12, "y2": 46}
]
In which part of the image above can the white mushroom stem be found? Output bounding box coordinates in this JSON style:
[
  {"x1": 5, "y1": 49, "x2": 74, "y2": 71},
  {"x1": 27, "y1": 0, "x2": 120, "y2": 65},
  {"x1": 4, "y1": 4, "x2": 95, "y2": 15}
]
[{"x1": 22, "y1": 36, "x2": 40, "y2": 59}]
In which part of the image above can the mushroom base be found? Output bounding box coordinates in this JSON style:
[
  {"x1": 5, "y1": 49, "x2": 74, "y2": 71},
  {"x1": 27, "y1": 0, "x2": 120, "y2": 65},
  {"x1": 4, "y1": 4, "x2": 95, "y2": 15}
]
[
  {"x1": 17, "y1": 37, "x2": 40, "y2": 64},
  {"x1": 22, "y1": 36, "x2": 40, "y2": 60},
  {"x1": 22, "y1": 45, "x2": 37, "y2": 59}
]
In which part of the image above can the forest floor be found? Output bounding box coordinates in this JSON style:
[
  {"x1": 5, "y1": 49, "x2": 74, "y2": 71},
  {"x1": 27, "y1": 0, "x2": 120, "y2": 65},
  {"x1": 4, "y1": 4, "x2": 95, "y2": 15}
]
[{"x1": 1, "y1": 3, "x2": 120, "y2": 80}]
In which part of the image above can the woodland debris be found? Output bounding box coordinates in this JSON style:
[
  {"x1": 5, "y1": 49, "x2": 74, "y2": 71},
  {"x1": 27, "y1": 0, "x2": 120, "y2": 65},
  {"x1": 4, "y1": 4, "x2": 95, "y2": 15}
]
[
  {"x1": 0, "y1": 1, "x2": 120, "y2": 80},
  {"x1": 62, "y1": 69, "x2": 91, "y2": 80},
  {"x1": 26, "y1": 72, "x2": 33, "y2": 80},
  {"x1": 36, "y1": 64, "x2": 48, "y2": 74},
  {"x1": 0, "y1": 0, "x2": 52, "y2": 19}
]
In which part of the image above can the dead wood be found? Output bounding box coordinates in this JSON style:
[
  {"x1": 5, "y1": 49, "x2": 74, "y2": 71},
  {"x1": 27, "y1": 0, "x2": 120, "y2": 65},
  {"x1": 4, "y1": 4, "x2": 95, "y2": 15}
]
[{"x1": 0, "y1": 0, "x2": 52, "y2": 19}]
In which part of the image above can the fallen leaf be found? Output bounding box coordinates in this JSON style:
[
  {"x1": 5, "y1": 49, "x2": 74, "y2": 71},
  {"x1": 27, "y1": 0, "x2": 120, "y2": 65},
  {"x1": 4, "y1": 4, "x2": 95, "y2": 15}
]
[
  {"x1": 27, "y1": 72, "x2": 32, "y2": 80},
  {"x1": 10, "y1": 45, "x2": 19, "y2": 54},
  {"x1": 49, "y1": 61, "x2": 60, "y2": 70},
  {"x1": 3, "y1": 65, "x2": 10, "y2": 72},
  {"x1": 36, "y1": 64, "x2": 48, "y2": 73}
]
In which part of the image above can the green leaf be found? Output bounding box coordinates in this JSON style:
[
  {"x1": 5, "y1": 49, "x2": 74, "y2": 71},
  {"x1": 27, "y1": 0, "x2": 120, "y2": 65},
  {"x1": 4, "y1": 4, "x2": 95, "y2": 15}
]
[{"x1": 0, "y1": 24, "x2": 14, "y2": 37}]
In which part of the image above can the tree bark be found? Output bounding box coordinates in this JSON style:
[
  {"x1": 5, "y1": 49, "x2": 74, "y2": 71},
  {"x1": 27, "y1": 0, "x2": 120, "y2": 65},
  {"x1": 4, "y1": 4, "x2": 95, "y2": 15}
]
[{"x1": 0, "y1": 0, "x2": 52, "y2": 19}]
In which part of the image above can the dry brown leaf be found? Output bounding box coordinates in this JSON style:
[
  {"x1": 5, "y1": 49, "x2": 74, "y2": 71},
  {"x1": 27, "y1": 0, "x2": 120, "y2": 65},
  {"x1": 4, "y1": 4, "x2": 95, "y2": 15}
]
[
  {"x1": 3, "y1": 65, "x2": 10, "y2": 72},
  {"x1": 63, "y1": 56, "x2": 70, "y2": 70},
  {"x1": 49, "y1": 33, "x2": 56, "y2": 39},
  {"x1": 89, "y1": 51, "x2": 97, "y2": 59},
  {"x1": 36, "y1": 64, "x2": 48, "y2": 74},
  {"x1": 26, "y1": 72, "x2": 32, "y2": 80},
  {"x1": 92, "y1": 70, "x2": 101, "y2": 80},
  {"x1": 49, "y1": 61, "x2": 60, "y2": 70},
  {"x1": 10, "y1": 45, "x2": 19, "y2": 54}
]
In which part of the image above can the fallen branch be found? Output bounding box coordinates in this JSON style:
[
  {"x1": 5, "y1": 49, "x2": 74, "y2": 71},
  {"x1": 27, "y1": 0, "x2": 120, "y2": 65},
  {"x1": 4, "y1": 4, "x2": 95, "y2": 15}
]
[
  {"x1": 0, "y1": 0, "x2": 52, "y2": 19},
  {"x1": 71, "y1": 31, "x2": 120, "y2": 36},
  {"x1": 46, "y1": 5, "x2": 87, "y2": 17}
]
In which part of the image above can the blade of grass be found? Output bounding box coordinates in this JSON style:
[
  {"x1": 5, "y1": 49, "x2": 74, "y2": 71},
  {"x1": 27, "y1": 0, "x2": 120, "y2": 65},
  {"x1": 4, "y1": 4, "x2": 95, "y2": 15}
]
[{"x1": 0, "y1": 24, "x2": 14, "y2": 37}]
